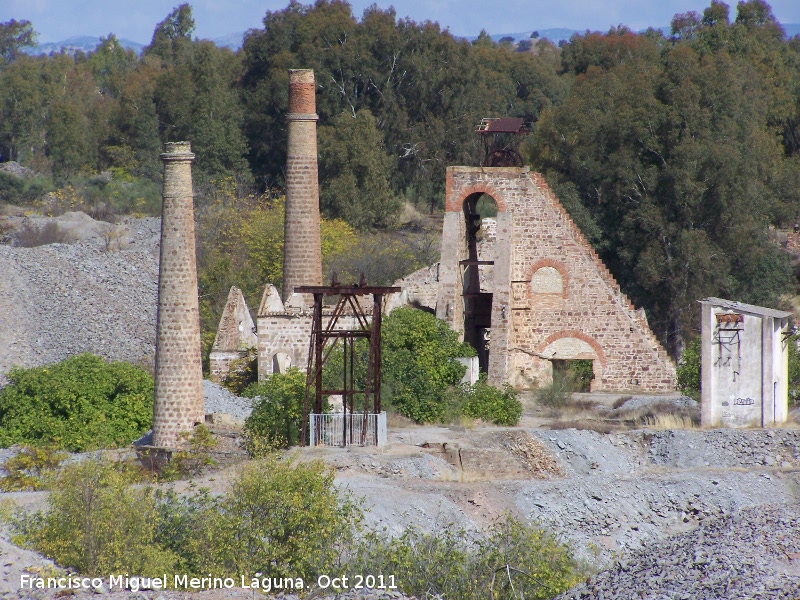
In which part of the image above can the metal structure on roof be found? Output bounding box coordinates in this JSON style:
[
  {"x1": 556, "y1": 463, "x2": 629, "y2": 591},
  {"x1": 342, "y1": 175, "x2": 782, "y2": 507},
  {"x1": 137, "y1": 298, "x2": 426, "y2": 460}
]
[
  {"x1": 476, "y1": 117, "x2": 528, "y2": 167},
  {"x1": 297, "y1": 278, "x2": 400, "y2": 446}
]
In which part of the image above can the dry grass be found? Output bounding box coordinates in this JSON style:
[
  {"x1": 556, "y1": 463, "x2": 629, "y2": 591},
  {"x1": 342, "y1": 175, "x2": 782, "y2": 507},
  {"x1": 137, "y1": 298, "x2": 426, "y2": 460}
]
[
  {"x1": 548, "y1": 420, "x2": 622, "y2": 434},
  {"x1": 385, "y1": 411, "x2": 418, "y2": 429},
  {"x1": 642, "y1": 414, "x2": 698, "y2": 430}
]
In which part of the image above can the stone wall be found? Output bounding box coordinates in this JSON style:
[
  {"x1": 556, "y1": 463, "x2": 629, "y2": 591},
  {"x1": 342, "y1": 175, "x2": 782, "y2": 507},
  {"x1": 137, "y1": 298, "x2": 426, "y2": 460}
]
[
  {"x1": 436, "y1": 166, "x2": 676, "y2": 392},
  {"x1": 209, "y1": 286, "x2": 257, "y2": 383}
]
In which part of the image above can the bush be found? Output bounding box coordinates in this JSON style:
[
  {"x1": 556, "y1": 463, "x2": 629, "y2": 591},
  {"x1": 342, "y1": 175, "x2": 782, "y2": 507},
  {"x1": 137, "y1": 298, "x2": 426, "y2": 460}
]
[
  {"x1": 346, "y1": 516, "x2": 583, "y2": 599},
  {"x1": 11, "y1": 459, "x2": 178, "y2": 577},
  {"x1": 461, "y1": 376, "x2": 522, "y2": 426},
  {"x1": 156, "y1": 424, "x2": 218, "y2": 481},
  {"x1": 382, "y1": 307, "x2": 475, "y2": 423},
  {"x1": 676, "y1": 338, "x2": 701, "y2": 400},
  {"x1": 0, "y1": 446, "x2": 68, "y2": 491},
  {"x1": 788, "y1": 334, "x2": 800, "y2": 406},
  {"x1": 12, "y1": 222, "x2": 75, "y2": 247},
  {"x1": 156, "y1": 455, "x2": 361, "y2": 581},
  {"x1": 535, "y1": 369, "x2": 575, "y2": 408},
  {"x1": 0, "y1": 354, "x2": 154, "y2": 451},
  {"x1": 242, "y1": 368, "x2": 306, "y2": 450}
]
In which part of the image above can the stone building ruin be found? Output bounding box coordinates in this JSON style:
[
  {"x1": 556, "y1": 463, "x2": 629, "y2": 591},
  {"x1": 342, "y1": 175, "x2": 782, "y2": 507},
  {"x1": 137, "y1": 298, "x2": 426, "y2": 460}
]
[
  {"x1": 208, "y1": 286, "x2": 257, "y2": 383},
  {"x1": 392, "y1": 166, "x2": 676, "y2": 391},
  {"x1": 700, "y1": 298, "x2": 790, "y2": 428}
]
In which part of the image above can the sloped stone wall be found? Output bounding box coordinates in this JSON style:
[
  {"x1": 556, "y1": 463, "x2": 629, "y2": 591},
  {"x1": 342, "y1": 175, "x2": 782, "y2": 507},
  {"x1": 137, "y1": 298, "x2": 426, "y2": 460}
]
[{"x1": 439, "y1": 166, "x2": 676, "y2": 391}]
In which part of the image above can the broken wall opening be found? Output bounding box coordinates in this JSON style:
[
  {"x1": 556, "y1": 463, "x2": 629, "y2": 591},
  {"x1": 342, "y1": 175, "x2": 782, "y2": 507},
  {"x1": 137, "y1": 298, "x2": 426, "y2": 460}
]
[
  {"x1": 461, "y1": 192, "x2": 497, "y2": 372},
  {"x1": 552, "y1": 359, "x2": 595, "y2": 393}
]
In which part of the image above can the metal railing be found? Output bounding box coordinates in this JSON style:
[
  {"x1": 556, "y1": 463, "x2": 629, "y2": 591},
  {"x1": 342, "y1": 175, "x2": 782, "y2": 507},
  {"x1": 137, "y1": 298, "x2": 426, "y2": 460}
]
[{"x1": 309, "y1": 412, "x2": 387, "y2": 447}]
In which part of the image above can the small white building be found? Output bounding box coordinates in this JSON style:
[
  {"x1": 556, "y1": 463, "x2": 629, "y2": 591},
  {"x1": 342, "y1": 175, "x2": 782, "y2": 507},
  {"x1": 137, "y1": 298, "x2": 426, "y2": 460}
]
[{"x1": 700, "y1": 298, "x2": 791, "y2": 428}]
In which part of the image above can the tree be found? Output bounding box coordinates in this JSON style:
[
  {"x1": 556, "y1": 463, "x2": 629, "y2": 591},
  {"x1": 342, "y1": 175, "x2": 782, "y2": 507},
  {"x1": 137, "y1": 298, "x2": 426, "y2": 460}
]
[
  {"x1": 0, "y1": 19, "x2": 36, "y2": 63},
  {"x1": 146, "y1": 3, "x2": 195, "y2": 59},
  {"x1": 381, "y1": 307, "x2": 474, "y2": 423},
  {"x1": 319, "y1": 109, "x2": 400, "y2": 229}
]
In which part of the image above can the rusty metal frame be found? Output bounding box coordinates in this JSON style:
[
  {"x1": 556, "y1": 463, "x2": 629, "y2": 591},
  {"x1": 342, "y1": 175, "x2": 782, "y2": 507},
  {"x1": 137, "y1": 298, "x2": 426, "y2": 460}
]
[{"x1": 297, "y1": 283, "x2": 400, "y2": 446}]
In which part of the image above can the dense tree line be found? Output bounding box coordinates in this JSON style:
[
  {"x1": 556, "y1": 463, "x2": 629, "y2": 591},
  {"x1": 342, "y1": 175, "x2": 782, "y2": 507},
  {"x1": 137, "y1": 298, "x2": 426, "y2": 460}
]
[{"x1": 1, "y1": 0, "x2": 799, "y2": 357}]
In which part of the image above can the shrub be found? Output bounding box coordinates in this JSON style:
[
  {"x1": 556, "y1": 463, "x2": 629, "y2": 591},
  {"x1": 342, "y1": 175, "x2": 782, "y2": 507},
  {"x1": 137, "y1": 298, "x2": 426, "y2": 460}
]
[
  {"x1": 156, "y1": 424, "x2": 218, "y2": 481},
  {"x1": 12, "y1": 221, "x2": 75, "y2": 247},
  {"x1": 788, "y1": 334, "x2": 800, "y2": 406},
  {"x1": 462, "y1": 376, "x2": 522, "y2": 426},
  {"x1": 382, "y1": 307, "x2": 475, "y2": 423},
  {"x1": 535, "y1": 369, "x2": 574, "y2": 408},
  {"x1": 0, "y1": 446, "x2": 68, "y2": 491},
  {"x1": 11, "y1": 459, "x2": 178, "y2": 576},
  {"x1": 346, "y1": 516, "x2": 582, "y2": 599},
  {"x1": 676, "y1": 338, "x2": 701, "y2": 400},
  {"x1": 243, "y1": 368, "x2": 306, "y2": 450},
  {"x1": 0, "y1": 354, "x2": 154, "y2": 451},
  {"x1": 156, "y1": 455, "x2": 361, "y2": 581}
]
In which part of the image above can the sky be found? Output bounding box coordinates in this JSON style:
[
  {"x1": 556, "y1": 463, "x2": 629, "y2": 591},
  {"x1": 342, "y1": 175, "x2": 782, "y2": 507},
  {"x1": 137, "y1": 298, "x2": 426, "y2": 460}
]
[{"x1": 2, "y1": 0, "x2": 799, "y2": 44}]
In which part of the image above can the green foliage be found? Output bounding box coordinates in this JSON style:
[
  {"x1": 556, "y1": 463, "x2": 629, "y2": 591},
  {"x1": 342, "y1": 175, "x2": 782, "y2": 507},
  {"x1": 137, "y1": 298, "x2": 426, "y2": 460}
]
[
  {"x1": 461, "y1": 376, "x2": 522, "y2": 426},
  {"x1": 346, "y1": 517, "x2": 583, "y2": 599},
  {"x1": 534, "y1": 7, "x2": 800, "y2": 354},
  {"x1": 676, "y1": 338, "x2": 701, "y2": 399},
  {"x1": 0, "y1": 446, "x2": 67, "y2": 491},
  {"x1": 381, "y1": 307, "x2": 475, "y2": 423},
  {"x1": 0, "y1": 172, "x2": 53, "y2": 205},
  {"x1": 157, "y1": 424, "x2": 218, "y2": 481},
  {"x1": 788, "y1": 334, "x2": 800, "y2": 406},
  {"x1": 319, "y1": 109, "x2": 401, "y2": 230},
  {"x1": 11, "y1": 459, "x2": 178, "y2": 576},
  {"x1": 220, "y1": 347, "x2": 258, "y2": 395},
  {"x1": 156, "y1": 456, "x2": 360, "y2": 581},
  {"x1": 0, "y1": 19, "x2": 36, "y2": 62},
  {"x1": 0, "y1": 353, "x2": 154, "y2": 451},
  {"x1": 535, "y1": 369, "x2": 575, "y2": 409},
  {"x1": 242, "y1": 368, "x2": 306, "y2": 450}
]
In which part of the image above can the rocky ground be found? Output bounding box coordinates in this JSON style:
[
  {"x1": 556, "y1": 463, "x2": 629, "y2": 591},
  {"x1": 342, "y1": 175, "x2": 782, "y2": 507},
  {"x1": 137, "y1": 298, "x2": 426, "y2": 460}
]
[{"x1": 0, "y1": 212, "x2": 160, "y2": 380}]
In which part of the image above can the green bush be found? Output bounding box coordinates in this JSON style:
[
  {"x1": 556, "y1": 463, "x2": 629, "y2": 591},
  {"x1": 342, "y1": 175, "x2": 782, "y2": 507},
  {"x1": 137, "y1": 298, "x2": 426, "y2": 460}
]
[
  {"x1": 243, "y1": 368, "x2": 306, "y2": 450},
  {"x1": 462, "y1": 376, "x2": 522, "y2": 426},
  {"x1": 0, "y1": 354, "x2": 154, "y2": 451},
  {"x1": 156, "y1": 455, "x2": 361, "y2": 581},
  {"x1": 382, "y1": 307, "x2": 475, "y2": 423},
  {"x1": 676, "y1": 338, "x2": 701, "y2": 400},
  {"x1": 346, "y1": 517, "x2": 583, "y2": 599},
  {"x1": 0, "y1": 446, "x2": 68, "y2": 491},
  {"x1": 11, "y1": 459, "x2": 178, "y2": 577},
  {"x1": 788, "y1": 334, "x2": 800, "y2": 406}
]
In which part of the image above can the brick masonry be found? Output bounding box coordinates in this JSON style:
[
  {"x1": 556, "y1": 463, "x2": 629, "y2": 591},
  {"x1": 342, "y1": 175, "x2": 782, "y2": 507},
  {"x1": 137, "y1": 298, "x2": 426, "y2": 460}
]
[
  {"x1": 436, "y1": 166, "x2": 676, "y2": 391},
  {"x1": 283, "y1": 69, "x2": 322, "y2": 302},
  {"x1": 153, "y1": 142, "x2": 204, "y2": 448}
]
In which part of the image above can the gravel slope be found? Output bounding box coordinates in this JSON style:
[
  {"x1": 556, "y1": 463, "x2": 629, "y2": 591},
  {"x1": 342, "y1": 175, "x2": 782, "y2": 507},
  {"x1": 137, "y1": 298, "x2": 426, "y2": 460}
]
[{"x1": 0, "y1": 216, "x2": 160, "y2": 380}]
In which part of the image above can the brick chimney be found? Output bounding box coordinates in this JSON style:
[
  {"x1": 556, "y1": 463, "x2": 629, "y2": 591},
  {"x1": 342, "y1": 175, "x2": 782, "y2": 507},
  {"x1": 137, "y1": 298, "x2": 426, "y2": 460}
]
[
  {"x1": 153, "y1": 141, "x2": 204, "y2": 448},
  {"x1": 282, "y1": 69, "x2": 322, "y2": 303}
]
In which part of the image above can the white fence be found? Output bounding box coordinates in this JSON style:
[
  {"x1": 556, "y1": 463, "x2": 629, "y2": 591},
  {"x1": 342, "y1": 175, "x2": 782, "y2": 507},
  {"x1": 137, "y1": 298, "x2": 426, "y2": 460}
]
[{"x1": 309, "y1": 412, "x2": 387, "y2": 447}]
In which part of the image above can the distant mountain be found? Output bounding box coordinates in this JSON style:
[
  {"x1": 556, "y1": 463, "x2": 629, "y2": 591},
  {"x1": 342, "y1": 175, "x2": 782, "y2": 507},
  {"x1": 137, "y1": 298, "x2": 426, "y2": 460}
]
[
  {"x1": 19, "y1": 24, "x2": 800, "y2": 57},
  {"x1": 22, "y1": 36, "x2": 144, "y2": 56},
  {"x1": 473, "y1": 24, "x2": 800, "y2": 45},
  {"x1": 212, "y1": 31, "x2": 246, "y2": 51}
]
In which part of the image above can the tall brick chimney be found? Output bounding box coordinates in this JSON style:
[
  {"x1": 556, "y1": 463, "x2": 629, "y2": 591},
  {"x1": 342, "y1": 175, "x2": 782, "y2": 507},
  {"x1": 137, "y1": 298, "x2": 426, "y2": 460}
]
[
  {"x1": 283, "y1": 69, "x2": 322, "y2": 302},
  {"x1": 153, "y1": 141, "x2": 204, "y2": 448}
]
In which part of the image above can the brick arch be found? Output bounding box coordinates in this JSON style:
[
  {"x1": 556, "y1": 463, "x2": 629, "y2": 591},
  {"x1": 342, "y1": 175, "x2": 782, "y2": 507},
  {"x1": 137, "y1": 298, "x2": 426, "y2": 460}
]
[
  {"x1": 537, "y1": 330, "x2": 607, "y2": 368},
  {"x1": 527, "y1": 259, "x2": 569, "y2": 298},
  {"x1": 445, "y1": 182, "x2": 508, "y2": 213}
]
